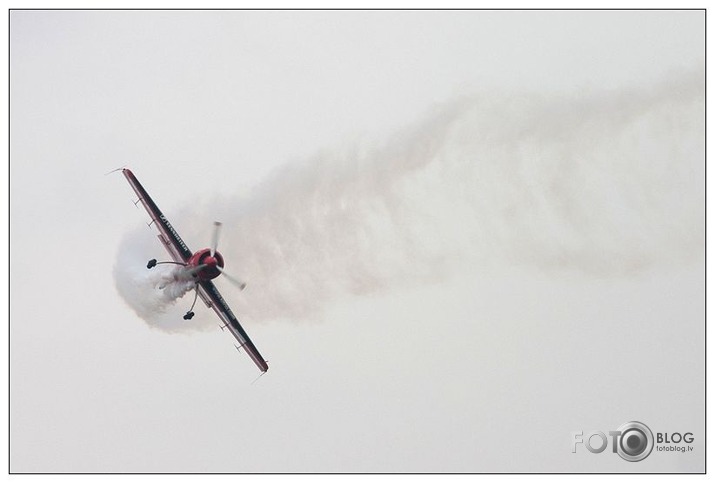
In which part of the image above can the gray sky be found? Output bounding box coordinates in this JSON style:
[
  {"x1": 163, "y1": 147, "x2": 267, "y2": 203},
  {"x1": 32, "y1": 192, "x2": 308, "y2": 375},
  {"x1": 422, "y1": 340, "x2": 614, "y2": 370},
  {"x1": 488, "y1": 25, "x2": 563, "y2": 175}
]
[{"x1": 10, "y1": 10, "x2": 704, "y2": 473}]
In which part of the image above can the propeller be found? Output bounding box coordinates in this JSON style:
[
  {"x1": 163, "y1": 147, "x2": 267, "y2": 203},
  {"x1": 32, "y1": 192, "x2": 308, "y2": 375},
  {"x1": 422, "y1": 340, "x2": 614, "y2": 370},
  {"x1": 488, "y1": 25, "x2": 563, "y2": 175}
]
[
  {"x1": 211, "y1": 221, "x2": 222, "y2": 257},
  {"x1": 209, "y1": 220, "x2": 247, "y2": 291},
  {"x1": 217, "y1": 266, "x2": 247, "y2": 291},
  {"x1": 186, "y1": 263, "x2": 208, "y2": 277},
  {"x1": 158, "y1": 263, "x2": 206, "y2": 289}
]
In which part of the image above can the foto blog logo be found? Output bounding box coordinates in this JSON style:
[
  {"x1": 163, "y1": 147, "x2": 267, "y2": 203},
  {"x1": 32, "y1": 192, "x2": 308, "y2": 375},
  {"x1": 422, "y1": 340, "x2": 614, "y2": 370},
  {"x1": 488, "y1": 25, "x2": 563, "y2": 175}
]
[{"x1": 572, "y1": 421, "x2": 654, "y2": 462}]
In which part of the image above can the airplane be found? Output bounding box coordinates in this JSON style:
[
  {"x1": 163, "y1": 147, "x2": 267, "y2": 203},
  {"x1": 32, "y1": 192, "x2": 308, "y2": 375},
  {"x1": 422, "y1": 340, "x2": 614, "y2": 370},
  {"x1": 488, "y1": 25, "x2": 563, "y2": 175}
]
[{"x1": 120, "y1": 168, "x2": 269, "y2": 373}]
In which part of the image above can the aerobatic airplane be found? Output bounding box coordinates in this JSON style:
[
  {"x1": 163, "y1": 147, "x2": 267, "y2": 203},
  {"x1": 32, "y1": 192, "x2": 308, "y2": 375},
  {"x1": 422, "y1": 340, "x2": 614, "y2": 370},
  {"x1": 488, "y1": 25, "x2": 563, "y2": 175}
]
[{"x1": 120, "y1": 168, "x2": 268, "y2": 373}]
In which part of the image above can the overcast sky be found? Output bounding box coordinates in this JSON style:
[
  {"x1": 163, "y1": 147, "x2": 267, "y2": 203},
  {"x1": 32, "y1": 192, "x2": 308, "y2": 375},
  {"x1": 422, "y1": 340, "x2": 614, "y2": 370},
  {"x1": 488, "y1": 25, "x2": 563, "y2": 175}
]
[{"x1": 10, "y1": 10, "x2": 704, "y2": 473}]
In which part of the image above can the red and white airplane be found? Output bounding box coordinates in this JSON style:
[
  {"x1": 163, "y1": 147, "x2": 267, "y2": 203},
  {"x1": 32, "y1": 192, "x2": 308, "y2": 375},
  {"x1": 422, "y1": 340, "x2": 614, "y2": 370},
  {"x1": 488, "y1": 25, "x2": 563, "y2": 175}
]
[{"x1": 120, "y1": 168, "x2": 268, "y2": 373}]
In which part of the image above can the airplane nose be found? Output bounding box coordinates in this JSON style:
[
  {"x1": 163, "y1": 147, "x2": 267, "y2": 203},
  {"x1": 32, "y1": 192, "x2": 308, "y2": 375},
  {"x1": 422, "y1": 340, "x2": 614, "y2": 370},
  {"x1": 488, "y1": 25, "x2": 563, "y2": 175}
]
[{"x1": 205, "y1": 256, "x2": 217, "y2": 267}]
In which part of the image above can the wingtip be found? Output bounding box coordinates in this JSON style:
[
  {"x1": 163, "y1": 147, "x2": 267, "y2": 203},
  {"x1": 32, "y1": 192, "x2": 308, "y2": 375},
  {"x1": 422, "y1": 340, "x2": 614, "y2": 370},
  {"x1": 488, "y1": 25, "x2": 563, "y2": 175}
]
[{"x1": 104, "y1": 166, "x2": 127, "y2": 176}]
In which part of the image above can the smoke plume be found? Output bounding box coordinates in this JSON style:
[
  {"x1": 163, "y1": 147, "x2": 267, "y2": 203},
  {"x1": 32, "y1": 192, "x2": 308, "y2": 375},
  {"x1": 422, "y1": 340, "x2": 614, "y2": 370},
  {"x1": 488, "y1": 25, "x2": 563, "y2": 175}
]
[{"x1": 114, "y1": 70, "x2": 704, "y2": 331}]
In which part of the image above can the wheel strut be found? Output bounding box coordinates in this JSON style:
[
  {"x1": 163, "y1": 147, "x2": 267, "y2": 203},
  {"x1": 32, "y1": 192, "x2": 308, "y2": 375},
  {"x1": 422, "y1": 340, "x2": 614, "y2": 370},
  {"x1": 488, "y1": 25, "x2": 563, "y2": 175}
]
[{"x1": 183, "y1": 284, "x2": 199, "y2": 320}]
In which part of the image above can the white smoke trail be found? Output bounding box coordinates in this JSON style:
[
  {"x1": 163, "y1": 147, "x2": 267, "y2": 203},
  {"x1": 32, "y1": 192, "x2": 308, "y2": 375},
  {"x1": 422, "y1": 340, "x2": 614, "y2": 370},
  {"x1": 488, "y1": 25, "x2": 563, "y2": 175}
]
[
  {"x1": 114, "y1": 70, "x2": 704, "y2": 331},
  {"x1": 113, "y1": 229, "x2": 203, "y2": 332}
]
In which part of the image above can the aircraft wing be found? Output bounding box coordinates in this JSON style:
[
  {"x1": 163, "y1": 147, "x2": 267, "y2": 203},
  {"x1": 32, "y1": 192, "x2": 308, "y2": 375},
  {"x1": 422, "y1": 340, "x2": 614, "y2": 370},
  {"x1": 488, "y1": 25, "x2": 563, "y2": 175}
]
[
  {"x1": 122, "y1": 168, "x2": 194, "y2": 264},
  {"x1": 122, "y1": 168, "x2": 268, "y2": 373},
  {"x1": 198, "y1": 280, "x2": 269, "y2": 373}
]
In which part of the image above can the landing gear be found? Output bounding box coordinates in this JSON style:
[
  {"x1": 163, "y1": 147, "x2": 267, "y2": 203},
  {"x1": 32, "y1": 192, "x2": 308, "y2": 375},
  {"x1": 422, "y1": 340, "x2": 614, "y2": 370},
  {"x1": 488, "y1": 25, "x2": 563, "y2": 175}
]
[
  {"x1": 183, "y1": 284, "x2": 199, "y2": 321},
  {"x1": 147, "y1": 259, "x2": 187, "y2": 269}
]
